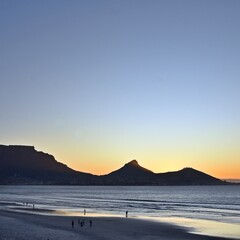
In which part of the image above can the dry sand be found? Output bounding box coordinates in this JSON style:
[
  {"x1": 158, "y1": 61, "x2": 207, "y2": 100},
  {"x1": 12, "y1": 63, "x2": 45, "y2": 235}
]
[{"x1": 0, "y1": 208, "x2": 235, "y2": 240}]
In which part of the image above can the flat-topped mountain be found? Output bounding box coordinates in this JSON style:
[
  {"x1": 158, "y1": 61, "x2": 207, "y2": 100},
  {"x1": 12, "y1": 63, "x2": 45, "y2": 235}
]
[
  {"x1": 0, "y1": 145, "x2": 94, "y2": 184},
  {"x1": 0, "y1": 145, "x2": 73, "y2": 174},
  {"x1": 0, "y1": 145, "x2": 229, "y2": 185}
]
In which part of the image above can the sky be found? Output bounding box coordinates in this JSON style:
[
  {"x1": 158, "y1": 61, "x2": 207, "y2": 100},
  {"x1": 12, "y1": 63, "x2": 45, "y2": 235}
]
[{"x1": 1, "y1": 0, "x2": 240, "y2": 178}]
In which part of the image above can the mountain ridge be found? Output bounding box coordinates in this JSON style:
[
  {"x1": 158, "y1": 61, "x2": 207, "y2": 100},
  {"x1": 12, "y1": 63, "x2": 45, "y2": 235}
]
[{"x1": 0, "y1": 145, "x2": 231, "y2": 185}]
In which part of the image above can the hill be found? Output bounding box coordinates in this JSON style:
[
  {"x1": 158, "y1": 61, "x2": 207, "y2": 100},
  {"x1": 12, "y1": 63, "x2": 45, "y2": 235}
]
[
  {"x1": 0, "y1": 145, "x2": 229, "y2": 185},
  {"x1": 99, "y1": 161, "x2": 225, "y2": 185},
  {"x1": 99, "y1": 160, "x2": 156, "y2": 185},
  {"x1": 156, "y1": 167, "x2": 224, "y2": 185}
]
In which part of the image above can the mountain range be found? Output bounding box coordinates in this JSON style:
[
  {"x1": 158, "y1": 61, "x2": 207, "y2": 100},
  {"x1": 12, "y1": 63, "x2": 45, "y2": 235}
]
[{"x1": 0, "y1": 145, "x2": 230, "y2": 185}]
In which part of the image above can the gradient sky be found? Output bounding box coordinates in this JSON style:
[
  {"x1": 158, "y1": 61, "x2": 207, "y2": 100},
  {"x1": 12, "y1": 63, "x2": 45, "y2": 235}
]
[{"x1": 1, "y1": 0, "x2": 240, "y2": 178}]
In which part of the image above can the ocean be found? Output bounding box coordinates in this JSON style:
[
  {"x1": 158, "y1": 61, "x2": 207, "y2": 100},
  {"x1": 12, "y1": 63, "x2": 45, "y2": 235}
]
[{"x1": 0, "y1": 185, "x2": 239, "y2": 238}]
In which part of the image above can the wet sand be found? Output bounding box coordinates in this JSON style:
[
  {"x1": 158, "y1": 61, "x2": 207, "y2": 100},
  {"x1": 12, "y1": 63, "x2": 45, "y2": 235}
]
[{"x1": 0, "y1": 208, "x2": 235, "y2": 240}]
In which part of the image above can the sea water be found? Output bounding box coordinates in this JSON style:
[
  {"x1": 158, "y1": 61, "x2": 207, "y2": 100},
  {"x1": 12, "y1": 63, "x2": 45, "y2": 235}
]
[{"x1": 0, "y1": 185, "x2": 239, "y2": 238}]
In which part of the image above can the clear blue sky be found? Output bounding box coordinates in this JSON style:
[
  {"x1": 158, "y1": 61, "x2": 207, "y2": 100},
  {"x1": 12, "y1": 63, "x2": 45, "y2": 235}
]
[{"x1": 1, "y1": 0, "x2": 240, "y2": 177}]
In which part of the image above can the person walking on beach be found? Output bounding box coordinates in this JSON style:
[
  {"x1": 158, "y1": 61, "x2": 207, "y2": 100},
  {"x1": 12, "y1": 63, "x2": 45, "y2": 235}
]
[
  {"x1": 80, "y1": 219, "x2": 84, "y2": 227},
  {"x1": 126, "y1": 211, "x2": 128, "y2": 218},
  {"x1": 89, "y1": 220, "x2": 92, "y2": 228},
  {"x1": 72, "y1": 220, "x2": 74, "y2": 229},
  {"x1": 84, "y1": 209, "x2": 86, "y2": 215}
]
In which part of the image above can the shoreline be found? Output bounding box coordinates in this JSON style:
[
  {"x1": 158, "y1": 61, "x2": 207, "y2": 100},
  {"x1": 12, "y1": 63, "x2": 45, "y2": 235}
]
[
  {"x1": 4, "y1": 204, "x2": 240, "y2": 239},
  {"x1": 0, "y1": 208, "x2": 237, "y2": 240}
]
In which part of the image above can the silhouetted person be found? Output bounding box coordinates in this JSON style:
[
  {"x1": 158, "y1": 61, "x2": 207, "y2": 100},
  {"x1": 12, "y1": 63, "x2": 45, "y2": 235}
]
[
  {"x1": 33, "y1": 204, "x2": 35, "y2": 210},
  {"x1": 84, "y1": 209, "x2": 86, "y2": 215},
  {"x1": 126, "y1": 211, "x2": 128, "y2": 218},
  {"x1": 89, "y1": 220, "x2": 92, "y2": 228},
  {"x1": 80, "y1": 219, "x2": 84, "y2": 227},
  {"x1": 72, "y1": 220, "x2": 74, "y2": 229}
]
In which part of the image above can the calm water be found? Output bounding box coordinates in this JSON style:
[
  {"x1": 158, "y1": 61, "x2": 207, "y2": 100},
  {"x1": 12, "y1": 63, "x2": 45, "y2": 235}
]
[{"x1": 0, "y1": 185, "x2": 239, "y2": 238}]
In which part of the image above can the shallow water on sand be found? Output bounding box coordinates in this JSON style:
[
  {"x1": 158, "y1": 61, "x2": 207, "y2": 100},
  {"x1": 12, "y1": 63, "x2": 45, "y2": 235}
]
[{"x1": 153, "y1": 217, "x2": 240, "y2": 239}]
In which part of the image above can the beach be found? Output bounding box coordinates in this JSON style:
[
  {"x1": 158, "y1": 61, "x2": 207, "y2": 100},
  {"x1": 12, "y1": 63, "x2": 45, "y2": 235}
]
[
  {"x1": 0, "y1": 186, "x2": 239, "y2": 239},
  {"x1": 0, "y1": 207, "x2": 235, "y2": 240}
]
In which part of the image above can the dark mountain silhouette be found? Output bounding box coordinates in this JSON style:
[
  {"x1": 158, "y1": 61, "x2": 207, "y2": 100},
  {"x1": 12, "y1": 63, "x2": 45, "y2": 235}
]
[
  {"x1": 156, "y1": 168, "x2": 223, "y2": 185},
  {"x1": 100, "y1": 161, "x2": 225, "y2": 185},
  {"x1": 0, "y1": 145, "x2": 230, "y2": 185},
  {"x1": 99, "y1": 160, "x2": 156, "y2": 185},
  {"x1": 0, "y1": 145, "x2": 73, "y2": 174},
  {"x1": 0, "y1": 145, "x2": 95, "y2": 184},
  {"x1": 105, "y1": 160, "x2": 154, "y2": 177}
]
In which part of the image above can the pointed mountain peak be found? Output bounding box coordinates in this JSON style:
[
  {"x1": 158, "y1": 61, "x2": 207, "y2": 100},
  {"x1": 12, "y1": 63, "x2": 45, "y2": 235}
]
[
  {"x1": 104, "y1": 159, "x2": 154, "y2": 181},
  {"x1": 116, "y1": 159, "x2": 153, "y2": 174},
  {"x1": 126, "y1": 159, "x2": 139, "y2": 166}
]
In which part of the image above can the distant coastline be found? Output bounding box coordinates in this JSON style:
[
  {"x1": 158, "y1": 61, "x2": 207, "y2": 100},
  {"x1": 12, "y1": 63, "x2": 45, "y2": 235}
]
[
  {"x1": 222, "y1": 179, "x2": 240, "y2": 183},
  {"x1": 0, "y1": 145, "x2": 237, "y2": 185}
]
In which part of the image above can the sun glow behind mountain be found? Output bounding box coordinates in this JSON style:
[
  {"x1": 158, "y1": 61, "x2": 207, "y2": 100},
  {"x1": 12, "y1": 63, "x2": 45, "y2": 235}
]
[{"x1": 1, "y1": 1, "x2": 240, "y2": 179}]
